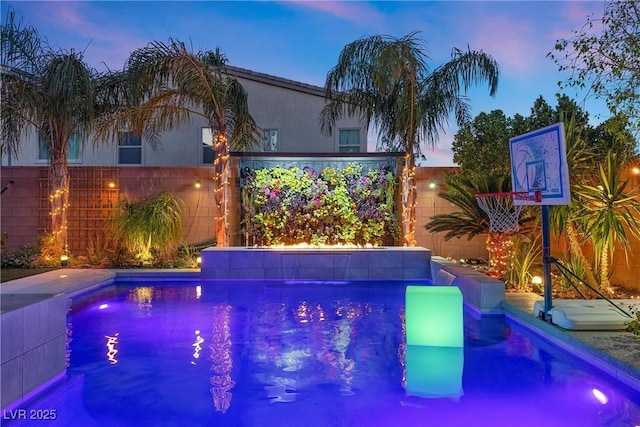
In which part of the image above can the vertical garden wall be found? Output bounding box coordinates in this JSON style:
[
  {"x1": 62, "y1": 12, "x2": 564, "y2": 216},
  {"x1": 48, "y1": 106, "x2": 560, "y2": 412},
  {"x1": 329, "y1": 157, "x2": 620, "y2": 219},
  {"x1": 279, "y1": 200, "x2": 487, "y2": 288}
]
[{"x1": 234, "y1": 153, "x2": 403, "y2": 247}]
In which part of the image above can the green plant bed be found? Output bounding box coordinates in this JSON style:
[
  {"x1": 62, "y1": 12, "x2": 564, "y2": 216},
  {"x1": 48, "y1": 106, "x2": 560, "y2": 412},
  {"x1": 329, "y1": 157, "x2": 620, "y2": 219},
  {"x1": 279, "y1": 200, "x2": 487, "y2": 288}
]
[
  {"x1": 243, "y1": 163, "x2": 398, "y2": 246},
  {"x1": 0, "y1": 267, "x2": 59, "y2": 283}
]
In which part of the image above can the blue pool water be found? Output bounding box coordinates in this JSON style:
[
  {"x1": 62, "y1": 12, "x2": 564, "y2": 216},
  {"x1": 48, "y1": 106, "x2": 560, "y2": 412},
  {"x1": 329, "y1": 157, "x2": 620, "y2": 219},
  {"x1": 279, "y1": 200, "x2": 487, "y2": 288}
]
[{"x1": 4, "y1": 281, "x2": 640, "y2": 427}]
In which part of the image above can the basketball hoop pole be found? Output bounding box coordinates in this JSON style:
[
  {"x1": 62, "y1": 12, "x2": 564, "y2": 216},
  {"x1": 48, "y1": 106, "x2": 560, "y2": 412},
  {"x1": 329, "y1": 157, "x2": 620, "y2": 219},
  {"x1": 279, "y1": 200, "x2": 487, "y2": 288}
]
[{"x1": 542, "y1": 204, "x2": 553, "y2": 319}]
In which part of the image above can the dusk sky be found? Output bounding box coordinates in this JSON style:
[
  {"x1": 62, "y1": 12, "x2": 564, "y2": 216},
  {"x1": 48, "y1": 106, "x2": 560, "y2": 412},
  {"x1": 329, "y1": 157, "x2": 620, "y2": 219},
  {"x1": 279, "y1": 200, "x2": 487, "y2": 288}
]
[{"x1": 2, "y1": 1, "x2": 611, "y2": 166}]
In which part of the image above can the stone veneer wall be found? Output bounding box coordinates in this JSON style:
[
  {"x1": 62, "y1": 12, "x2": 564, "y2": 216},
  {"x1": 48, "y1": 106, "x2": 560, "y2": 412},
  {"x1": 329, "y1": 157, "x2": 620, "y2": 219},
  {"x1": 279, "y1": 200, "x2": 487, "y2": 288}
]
[{"x1": 200, "y1": 246, "x2": 432, "y2": 281}]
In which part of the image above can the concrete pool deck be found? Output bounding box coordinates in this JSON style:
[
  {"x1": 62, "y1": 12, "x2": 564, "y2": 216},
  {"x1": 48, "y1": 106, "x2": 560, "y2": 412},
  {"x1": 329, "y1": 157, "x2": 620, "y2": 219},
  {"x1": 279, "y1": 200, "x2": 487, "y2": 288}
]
[{"x1": 1, "y1": 269, "x2": 639, "y2": 409}]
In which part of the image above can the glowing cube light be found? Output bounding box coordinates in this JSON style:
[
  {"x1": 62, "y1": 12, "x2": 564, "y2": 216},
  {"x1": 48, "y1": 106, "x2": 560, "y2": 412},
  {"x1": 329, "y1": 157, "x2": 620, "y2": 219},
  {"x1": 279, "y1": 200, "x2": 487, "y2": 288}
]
[
  {"x1": 405, "y1": 285, "x2": 463, "y2": 347},
  {"x1": 405, "y1": 345, "x2": 464, "y2": 398}
]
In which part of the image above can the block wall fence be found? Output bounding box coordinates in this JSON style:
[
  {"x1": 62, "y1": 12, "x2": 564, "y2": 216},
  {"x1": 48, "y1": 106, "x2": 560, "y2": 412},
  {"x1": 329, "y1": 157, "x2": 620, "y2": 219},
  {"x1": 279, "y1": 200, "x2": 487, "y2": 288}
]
[{"x1": 1, "y1": 164, "x2": 638, "y2": 292}]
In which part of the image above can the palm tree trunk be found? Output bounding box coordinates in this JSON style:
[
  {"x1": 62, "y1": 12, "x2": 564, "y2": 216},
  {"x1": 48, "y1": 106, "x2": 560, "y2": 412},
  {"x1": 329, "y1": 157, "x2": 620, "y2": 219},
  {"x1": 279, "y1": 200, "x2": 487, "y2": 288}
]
[
  {"x1": 401, "y1": 152, "x2": 417, "y2": 246},
  {"x1": 49, "y1": 147, "x2": 69, "y2": 254},
  {"x1": 212, "y1": 130, "x2": 229, "y2": 247},
  {"x1": 486, "y1": 232, "x2": 512, "y2": 280}
]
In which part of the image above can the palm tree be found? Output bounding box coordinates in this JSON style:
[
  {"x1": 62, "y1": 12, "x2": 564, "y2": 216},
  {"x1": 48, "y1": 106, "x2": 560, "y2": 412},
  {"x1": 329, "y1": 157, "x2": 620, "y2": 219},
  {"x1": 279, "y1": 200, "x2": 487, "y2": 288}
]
[
  {"x1": 425, "y1": 174, "x2": 511, "y2": 240},
  {"x1": 95, "y1": 41, "x2": 261, "y2": 247},
  {"x1": 425, "y1": 173, "x2": 537, "y2": 279},
  {"x1": 321, "y1": 31, "x2": 499, "y2": 246},
  {"x1": 1, "y1": 10, "x2": 110, "y2": 254}
]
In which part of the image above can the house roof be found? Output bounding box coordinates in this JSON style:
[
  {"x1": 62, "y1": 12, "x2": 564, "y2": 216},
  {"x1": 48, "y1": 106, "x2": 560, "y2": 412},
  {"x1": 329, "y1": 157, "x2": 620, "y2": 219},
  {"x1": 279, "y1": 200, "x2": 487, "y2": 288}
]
[{"x1": 226, "y1": 65, "x2": 326, "y2": 98}]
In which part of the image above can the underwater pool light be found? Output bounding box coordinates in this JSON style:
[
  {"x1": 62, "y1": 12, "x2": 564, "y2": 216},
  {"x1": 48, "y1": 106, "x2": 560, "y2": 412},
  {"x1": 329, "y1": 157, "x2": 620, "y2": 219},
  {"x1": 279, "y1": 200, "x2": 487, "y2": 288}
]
[{"x1": 592, "y1": 388, "x2": 608, "y2": 404}]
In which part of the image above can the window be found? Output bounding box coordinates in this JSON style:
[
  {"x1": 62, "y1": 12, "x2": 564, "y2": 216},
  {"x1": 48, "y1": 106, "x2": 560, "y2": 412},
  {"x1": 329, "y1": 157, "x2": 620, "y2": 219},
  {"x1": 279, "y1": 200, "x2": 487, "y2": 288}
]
[
  {"x1": 338, "y1": 129, "x2": 360, "y2": 153},
  {"x1": 38, "y1": 133, "x2": 81, "y2": 162},
  {"x1": 263, "y1": 129, "x2": 278, "y2": 152},
  {"x1": 202, "y1": 128, "x2": 215, "y2": 164},
  {"x1": 118, "y1": 131, "x2": 142, "y2": 165}
]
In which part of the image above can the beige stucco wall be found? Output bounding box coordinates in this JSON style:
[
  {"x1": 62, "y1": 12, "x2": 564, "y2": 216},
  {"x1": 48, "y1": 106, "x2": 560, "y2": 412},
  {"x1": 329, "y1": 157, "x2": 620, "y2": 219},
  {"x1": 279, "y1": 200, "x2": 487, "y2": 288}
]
[{"x1": 414, "y1": 167, "x2": 489, "y2": 261}]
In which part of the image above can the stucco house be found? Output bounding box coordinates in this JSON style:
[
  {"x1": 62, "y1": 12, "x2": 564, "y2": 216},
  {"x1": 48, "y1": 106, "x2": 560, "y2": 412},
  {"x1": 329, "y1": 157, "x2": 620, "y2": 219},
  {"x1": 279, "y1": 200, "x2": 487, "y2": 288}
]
[{"x1": 1, "y1": 66, "x2": 368, "y2": 168}]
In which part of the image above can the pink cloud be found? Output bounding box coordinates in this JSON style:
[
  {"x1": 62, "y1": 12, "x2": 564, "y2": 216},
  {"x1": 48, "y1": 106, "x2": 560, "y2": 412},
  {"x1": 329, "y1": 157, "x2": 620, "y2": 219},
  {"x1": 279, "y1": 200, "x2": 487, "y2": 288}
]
[
  {"x1": 22, "y1": 2, "x2": 146, "y2": 70},
  {"x1": 284, "y1": 0, "x2": 386, "y2": 28},
  {"x1": 551, "y1": 1, "x2": 605, "y2": 41},
  {"x1": 469, "y1": 16, "x2": 546, "y2": 74}
]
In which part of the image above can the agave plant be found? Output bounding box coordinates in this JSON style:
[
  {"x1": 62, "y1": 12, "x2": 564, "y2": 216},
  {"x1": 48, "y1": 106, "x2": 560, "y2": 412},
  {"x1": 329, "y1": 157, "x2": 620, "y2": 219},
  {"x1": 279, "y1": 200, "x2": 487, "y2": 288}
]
[{"x1": 109, "y1": 191, "x2": 184, "y2": 262}]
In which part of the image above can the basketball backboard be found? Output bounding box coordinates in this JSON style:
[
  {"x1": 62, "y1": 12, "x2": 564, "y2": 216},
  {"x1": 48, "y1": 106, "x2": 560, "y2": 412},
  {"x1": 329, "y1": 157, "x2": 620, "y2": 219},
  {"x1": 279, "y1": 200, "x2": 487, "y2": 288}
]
[{"x1": 509, "y1": 122, "x2": 570, "y2": 206}]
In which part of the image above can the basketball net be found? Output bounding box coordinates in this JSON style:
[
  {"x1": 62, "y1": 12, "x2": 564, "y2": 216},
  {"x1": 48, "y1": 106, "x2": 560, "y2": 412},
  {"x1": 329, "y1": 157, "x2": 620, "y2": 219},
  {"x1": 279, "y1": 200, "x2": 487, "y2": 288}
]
[{"x1": 475, "y1": 193, "x2": 526, "y2": 233}]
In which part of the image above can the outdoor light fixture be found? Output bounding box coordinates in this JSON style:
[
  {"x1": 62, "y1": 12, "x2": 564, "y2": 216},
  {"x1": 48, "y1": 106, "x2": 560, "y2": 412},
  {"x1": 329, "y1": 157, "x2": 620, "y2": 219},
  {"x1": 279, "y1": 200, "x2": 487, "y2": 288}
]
[
  {"x1": 405, "y1": 285, "x2": 464, "y2": 398},
  {"x1": 108, "y1": 181, "x2": 116, "y2": 189},
  {"x1": 196, "y1": 256, "x2": 202, "y2": 264},
  {"x1": 405, "y1": 285, "x2": 463, "y2": 347},
  {"x1": 60, "y1": 254, "x2": 69, "y2": 267},
  {"x1": 1, "y1": 180, "x2": 15, "y2": 195},
  {"x1": 632, "y1": 166, "x2": 640, "y2": 175},
  {"x1": 429, "y1": 181, "x2": 437, "y2": 189},
  {"x1": 195, "y1": 180, "x2": 201, "y2": 189},
  {"x1": 592, "y1": 388, "x2": 608, "y2": 405},
  {"x1": 531, "y1": 275, "x2": 543, "y2": 292}
]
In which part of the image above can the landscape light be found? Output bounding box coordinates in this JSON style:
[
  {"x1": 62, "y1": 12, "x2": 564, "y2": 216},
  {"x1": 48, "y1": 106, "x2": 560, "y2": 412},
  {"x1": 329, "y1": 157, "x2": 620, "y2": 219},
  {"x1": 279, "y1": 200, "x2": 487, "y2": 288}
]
[
  {"x1": 60, "y1": 254, "x2": 69, "y2": 267},
  {"x1": 195, "y1": 180, "x2": 202, "y2": 189}
]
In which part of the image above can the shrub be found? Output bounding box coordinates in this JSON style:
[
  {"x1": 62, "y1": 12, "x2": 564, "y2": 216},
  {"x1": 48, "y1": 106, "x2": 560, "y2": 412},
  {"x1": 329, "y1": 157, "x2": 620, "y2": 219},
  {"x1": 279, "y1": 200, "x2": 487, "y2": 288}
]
[
  {"x1": 505, "y1": 235, "x2": 542, "y2": 291},
  {"x1": 1, "y1": 245, "x2": 42, "y2": 268},
  {"x1": 108, "y1": 190, "x2": 184, "y2": 262}
]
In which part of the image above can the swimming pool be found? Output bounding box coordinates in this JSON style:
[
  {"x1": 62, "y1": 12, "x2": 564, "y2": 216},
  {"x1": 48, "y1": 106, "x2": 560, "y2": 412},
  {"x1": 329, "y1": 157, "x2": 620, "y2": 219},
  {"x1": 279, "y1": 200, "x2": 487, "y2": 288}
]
[{"x1": 4, "y1": 281, "x2": 640, "y2": 427}]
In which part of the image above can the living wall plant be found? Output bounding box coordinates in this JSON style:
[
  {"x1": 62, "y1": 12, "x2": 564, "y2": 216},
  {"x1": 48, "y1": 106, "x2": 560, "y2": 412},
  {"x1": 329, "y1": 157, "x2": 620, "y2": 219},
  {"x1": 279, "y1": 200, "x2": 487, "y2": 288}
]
[{"x1": 243, "y1": 164, "x2": 398, "y2": 246}]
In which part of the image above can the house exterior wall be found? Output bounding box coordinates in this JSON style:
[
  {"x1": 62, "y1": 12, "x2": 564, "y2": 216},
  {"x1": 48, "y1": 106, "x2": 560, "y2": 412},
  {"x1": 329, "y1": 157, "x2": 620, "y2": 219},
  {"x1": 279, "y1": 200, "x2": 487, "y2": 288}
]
[
  {"x1": 232, "y1": 69, "x2": 367, "y2": 153},
  {"x1": 1, "y1": 66, "x2": 367, "y2": 168}
]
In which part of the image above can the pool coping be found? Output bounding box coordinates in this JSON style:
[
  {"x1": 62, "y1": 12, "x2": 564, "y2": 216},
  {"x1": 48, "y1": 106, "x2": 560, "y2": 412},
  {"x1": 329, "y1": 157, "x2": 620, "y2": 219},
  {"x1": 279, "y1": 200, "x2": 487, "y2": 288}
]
[
  {"x1": 1, "y1": 269, "x2": 639, "y2": 410},
  {"x1": 503, "y1": 292, "x2": 640, "y2": 392}
]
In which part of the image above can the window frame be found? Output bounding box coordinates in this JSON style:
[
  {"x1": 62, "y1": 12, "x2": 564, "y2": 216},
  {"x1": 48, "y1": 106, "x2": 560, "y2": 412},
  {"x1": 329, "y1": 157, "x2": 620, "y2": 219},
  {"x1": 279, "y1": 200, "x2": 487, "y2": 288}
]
[
  {"x1": 262, "y1": 129, "x2": 278, "y2": 152},
  {"x1": 338, "y1": 129, "x2": 361, "y2": 153},
  {"x1": 36, "y1": 132, "x2": 82, "y2": 164},
  {"x1": 202, "y1": 127, "x2": 215, "y2": 164},
  {"x1": 117, "y1": 130, "x2": 142, "y2": 165}
]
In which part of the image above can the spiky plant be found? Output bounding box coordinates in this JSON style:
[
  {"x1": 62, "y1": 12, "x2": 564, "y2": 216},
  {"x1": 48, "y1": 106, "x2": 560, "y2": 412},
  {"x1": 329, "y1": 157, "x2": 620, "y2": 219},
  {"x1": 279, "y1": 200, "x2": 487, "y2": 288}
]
[{"x1": 109, "y1": 191, "x2": 184, "y2": 262}]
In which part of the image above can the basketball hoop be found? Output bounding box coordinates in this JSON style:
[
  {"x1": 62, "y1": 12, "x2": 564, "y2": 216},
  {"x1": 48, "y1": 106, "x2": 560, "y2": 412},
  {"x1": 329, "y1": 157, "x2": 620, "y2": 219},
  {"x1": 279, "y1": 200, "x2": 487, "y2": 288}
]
[{"x1": 475, "y1": 192, "x2": 538, "y2": 233}]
